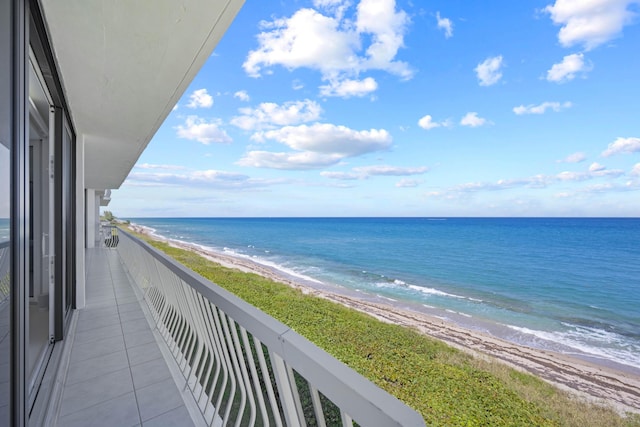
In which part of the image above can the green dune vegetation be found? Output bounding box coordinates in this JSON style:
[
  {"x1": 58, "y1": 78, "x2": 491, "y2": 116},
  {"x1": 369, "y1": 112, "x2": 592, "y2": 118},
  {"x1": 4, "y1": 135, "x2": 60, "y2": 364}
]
[{"x1": 134, "y1": 233, "x2": 640, "y2": 427}]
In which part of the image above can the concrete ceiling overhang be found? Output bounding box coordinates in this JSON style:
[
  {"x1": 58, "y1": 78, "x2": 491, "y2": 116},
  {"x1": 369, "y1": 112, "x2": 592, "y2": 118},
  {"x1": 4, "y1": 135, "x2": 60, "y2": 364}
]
[{"x1": 40, "y1": 0, "x2": 245, "y2": 190}]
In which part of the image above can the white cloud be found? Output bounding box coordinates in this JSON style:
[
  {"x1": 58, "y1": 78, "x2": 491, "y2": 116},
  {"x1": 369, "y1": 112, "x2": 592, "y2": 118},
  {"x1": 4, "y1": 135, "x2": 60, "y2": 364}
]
[
  {"x1": 321, "y1": 164, "x2": 428, "y2": 180},
  {"x1": 243, "y1": 1, "x2": 412, "y2": 95},
  {"x1": 175, "y1": 116, "x2": 232, "y2": 144},
  {"x1": 135, "y1": 163, "x2": 185, "y2": 170},
  {"x1": 581, "y1": 183, "x2": 618, "y2": 192},
  {"x1": 244, "y1": 9, "x2": 356, "y2": 77},
  {"x1": 396, "y1": 179, "x2": 421, "y2": 188},
  {"x1": 601, "y1": 136, "x2": 640, "y2": 156},
  {"x1": 292, "y1": 80, "x2": 304, "y2": 90},
  {"x1": 355, "y1": 0, "x2": 412, "y2": 77},
  {"x1": 557, "y1": 152, "x2": 586, "y2": 163},
  {"x1": 319, "y1": 77, "x2": 378, "y2": 97},
  {"x1": 475, "y1": 55, "x2": 503, "y2": 86},
  {"x1": 557, "y1": 163, "x2": 624, "y2": 181},
  {"x1": 234, "y1": 90, "x2": 250, "y2": 101},
  {"x1": 241, "y1": 123, "x2": 392, "y2": 170},
  {"x1": 127, "y1": 169, "x2": 284, "y2": 190},
  {"x1": 556, "y1": 171, "x2": 587, "y2": 182},
  {"x1": 544, "y1": 0, "x2": 640, "y2": 50},
  {"x1": 630, "y1": 163, "x2": 640, "y2": 176},
  {"x1": 427, "y1": 178, "x2": 543, "y2": 198},
  {"x1": 188, "y1": 170, "x2": 249, "y2": 182},
  {"x1": 460, "y1": 112, "x2": 488, "y2": 127},
  {"x1": 427, "y1": 161, "x2": 628, "y2": 200},
  {"x1": 313, "y1": 0, "x2": 344, "y2": 9},
  {"x1": 320, "y1": 171, "x2": 362, "y2": 180},
  {"x1": 418, "y1": 114, "x2": 447, "y2": 130},
  {"x1": 418, "y1": 115, "x2": 438, "y2": 130},
  {"x1": 237, "y1": 151, "x2": 343, "y2": 170},
  {"x1": 554, "y1": 192, "x2": 573, "y2": 199},
  {"x1": 546, "y1": 53, "x2": 590, "y2": 82},
  {"x1": 589, "y1": 162, "x2": 606, "y2": 172},
  {"x1": 353, "y1": 165, "x2": 428, "y2": 176},
  {"x1": 231, "y1": 100, "x2": 322, "y2": 131},
  {"x1": 313, "y1": 0, "x2": 350, "y2": 19},
  {"x1": 255, "y1": 123, "x2": 392, "y2": 157},
  {"x1": 186, "y1": 89, "x2": 214, "y2": 108},
  {"x1": 436, "y1": 12, "x2": 453, "y2": 38},
  {"x1": 513, "y1": 101, "x2": 572, "y2": 115}
]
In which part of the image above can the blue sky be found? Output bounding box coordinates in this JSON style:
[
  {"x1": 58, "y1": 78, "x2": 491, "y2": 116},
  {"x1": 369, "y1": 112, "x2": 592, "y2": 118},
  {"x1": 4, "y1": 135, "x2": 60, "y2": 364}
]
[{"x1": 111, "y1": 0, "x2": 640, "y2": 217}]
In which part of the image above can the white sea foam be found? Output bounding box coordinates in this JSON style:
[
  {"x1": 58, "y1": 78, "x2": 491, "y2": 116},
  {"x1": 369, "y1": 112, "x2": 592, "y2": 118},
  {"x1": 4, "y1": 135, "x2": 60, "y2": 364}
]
[
  {"x1": 228, "y1": 251, "x2": 324, "y2": 285},
  {"x1": 137, "y1": 224, "x2": 156, "y2": 233},
  {"x1": 375, "y1": 282, "x2": 394, "y2": 289},
  {"x1": 507, "y1": 325, "x2": 640, "y2": 370},
  {"x1": 407, "y1": 284, "x2": 485, "y2": 306},
  {"x1": 444, "y1": 309, "x2": 472, "y2": 318},
  {"x1": 408, "y1": 284, "x2": 465, "y2": 299},
  {"x1": 165, "y1": 237, "x2": 324, "y2": 286},
  {"x1": 134, "y1": 224, "x2": 159, "y2": 238}
]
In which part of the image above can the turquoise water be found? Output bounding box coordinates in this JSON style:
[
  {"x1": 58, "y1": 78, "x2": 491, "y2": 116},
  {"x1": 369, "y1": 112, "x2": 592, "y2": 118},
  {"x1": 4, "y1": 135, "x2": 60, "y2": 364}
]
[{"x1": 128, "y1": 217, "x2": 640, "y2": 372}]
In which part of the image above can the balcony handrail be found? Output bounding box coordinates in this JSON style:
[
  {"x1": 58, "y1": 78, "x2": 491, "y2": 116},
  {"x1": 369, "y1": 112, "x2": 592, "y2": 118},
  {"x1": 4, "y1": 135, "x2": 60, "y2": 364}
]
[{"x1": 116, "y1": 227, "x2": 425, "y2": 427}]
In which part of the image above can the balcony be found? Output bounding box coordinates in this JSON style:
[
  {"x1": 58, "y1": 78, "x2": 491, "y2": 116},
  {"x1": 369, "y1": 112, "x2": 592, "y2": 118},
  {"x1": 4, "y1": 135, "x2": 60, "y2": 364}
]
[{"x1": 48, "y1": 228, "x2": 424, "y2": 426}]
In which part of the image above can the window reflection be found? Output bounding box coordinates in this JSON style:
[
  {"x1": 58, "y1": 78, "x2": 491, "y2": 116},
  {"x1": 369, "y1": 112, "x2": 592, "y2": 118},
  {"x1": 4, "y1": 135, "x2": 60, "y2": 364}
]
[
  {"x1": 0, "y1": 140, "x2": 11, "y2": 424},
  {"x1": 1, "y1": 1, "x2": 11, "y2": 421}
]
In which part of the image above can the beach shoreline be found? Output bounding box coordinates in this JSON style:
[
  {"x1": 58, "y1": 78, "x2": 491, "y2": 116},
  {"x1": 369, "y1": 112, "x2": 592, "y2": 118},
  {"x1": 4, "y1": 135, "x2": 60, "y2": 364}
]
[{"x1": 128, "y1": 224, "x2": 640, "y2": 415}]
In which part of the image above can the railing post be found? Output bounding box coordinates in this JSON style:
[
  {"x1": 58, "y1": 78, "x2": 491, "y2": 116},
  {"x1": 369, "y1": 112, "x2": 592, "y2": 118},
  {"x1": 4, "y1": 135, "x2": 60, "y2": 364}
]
[
  {"x1": 270, "y1": 352, "x2": 302, "y2": 427},
  {"x1": 309, "y1": 386, "x2": 327, "y2": 427}
]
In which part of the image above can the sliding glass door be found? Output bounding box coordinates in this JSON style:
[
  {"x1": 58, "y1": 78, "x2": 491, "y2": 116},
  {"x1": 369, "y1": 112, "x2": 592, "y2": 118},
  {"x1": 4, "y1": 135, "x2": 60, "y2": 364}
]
[
  {"x1": 26, "y1": 54, "x2": 55, "y2": 408},
  {"x1": 2, "y1": 1, "x2": 28, "y2": 424},
  {"x1": 1, "y1": 1, "x2": 77, "y2": 423}
]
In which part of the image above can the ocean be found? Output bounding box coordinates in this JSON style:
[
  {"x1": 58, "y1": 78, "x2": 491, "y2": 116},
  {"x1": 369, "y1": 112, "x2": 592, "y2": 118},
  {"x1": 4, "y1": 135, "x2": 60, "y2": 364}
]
[{"x1": 127, "y1": 217, "x2": 640, "y2": 373}]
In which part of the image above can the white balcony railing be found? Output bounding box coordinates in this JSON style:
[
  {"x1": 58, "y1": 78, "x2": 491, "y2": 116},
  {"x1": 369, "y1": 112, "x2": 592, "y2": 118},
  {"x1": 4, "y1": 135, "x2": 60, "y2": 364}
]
[{"x1": 114, "y1": 228, "x2": 425, "y2": 427}]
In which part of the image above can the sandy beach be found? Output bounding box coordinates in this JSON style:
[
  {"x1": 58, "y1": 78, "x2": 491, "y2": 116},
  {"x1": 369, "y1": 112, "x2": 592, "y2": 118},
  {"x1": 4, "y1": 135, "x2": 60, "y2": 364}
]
[{"x1": 130, "y1": 225, "x2": 640, "y2": 415}]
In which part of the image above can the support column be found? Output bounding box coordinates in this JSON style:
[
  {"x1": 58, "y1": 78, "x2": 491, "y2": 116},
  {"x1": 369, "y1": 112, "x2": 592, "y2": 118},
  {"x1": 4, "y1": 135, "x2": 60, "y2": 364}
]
[
  {"x1": 75, "y1": 138, "x2": 85, "y2": 308},
  {"x1": 85, "y1": 188, "x2": 95, "y2": 248},
  {"x1": 93, "y1": 193, "x2": 100, "y2": 246}
]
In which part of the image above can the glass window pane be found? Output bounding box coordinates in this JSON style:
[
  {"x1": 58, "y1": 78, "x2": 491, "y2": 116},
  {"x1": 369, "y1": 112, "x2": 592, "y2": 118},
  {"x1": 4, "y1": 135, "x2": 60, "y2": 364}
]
[{"x1": 0, "y1": 0, "x2": 12, "y2": 422}]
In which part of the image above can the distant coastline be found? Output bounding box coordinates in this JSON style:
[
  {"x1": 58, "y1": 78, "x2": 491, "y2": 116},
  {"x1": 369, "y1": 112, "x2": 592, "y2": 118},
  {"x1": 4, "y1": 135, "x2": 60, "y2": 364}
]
[{"x1": 128, "y1": 223, "x2": 640, "y2": 414}]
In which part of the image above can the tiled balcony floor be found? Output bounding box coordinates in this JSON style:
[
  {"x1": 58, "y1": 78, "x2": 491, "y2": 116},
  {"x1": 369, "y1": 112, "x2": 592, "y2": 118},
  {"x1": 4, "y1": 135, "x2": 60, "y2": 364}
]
[{"x1": 55, "y1": 248, "x2": 197, "y2": 427}]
